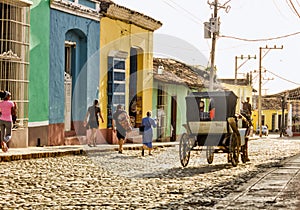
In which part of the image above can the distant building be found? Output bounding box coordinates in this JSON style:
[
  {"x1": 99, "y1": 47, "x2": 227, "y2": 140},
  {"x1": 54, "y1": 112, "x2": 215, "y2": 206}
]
[{"x1": 218, "y1": 77, "x2": 253, "y2": 114}]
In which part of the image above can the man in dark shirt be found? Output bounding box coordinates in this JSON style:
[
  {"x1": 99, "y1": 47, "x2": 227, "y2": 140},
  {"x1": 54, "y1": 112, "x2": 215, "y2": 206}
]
[
  {"x1": 112, "y1": 104, "x2": 131, "y2": 153},
  {"x1": 242, "y1": 97, "x2": 252, "y2": 117}
]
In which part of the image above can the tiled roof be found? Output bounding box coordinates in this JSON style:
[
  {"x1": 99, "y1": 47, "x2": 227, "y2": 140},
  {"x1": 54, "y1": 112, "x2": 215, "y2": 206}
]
[
  {"x1": 100, "y1": 0, "x2": 162, "y2": 31},
  {"x1": 268, "y1": 87, "x2": 300, "y2": 100},
  {"x1": 253, "y1": 95, "x2": 282, "y2": 110},
  {"x1": 152, "y1": 58, "x2": 224, "y2": 90}
]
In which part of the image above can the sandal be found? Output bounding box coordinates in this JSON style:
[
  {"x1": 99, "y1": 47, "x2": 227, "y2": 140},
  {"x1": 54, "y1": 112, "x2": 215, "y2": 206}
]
[{"x1": 1, "y1": 141, "x2": 8, "y2": 153}]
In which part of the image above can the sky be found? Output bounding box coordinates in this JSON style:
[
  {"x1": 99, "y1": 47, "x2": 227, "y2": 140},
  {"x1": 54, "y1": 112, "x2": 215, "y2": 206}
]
[{"x1": 112, "y1": 0, "x2": 300, "y2": 95}]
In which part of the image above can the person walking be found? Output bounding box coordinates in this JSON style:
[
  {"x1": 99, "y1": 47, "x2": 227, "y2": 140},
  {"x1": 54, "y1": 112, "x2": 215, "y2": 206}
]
[
  {"x1": 84, "y1": 99, "x2": 104, "y2": 147},
  {"x1": 141, "y1": 111, "x2": 157, "y2": 156},
  {"x1": 241, "y1": 96, "x2": 252, "y2": 162},
  {"x1": 113, "y1": 104, "x2": 132, "y2": 154},
  {"x1": 0, "y1": 91, "x2": 16, "y2": 152}
]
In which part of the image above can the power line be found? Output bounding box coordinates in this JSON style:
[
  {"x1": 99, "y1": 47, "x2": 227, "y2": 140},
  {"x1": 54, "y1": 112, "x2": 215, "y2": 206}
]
[
  {"x1": 286, "y1": 0, "x2": 300, "y2": 18},
  {"x1": 162, "y1": 0, "x2": 214, "y2": 34},
  {"x1": 273, "y1": 0, "x2": 290, "y2": 20},
  {"x1": 265, "y1": 69, "x2": 300, "y2": 86},
  {"x1": 219, "y1": 31, "x2": 300, "y2": 42},
  {"x1": 162, "y1": 0, "x2": 203, "y2": 25},
  {"x1": 289, "y1": 0, "x2": 300, "y2": 18},
  {"x1": 165, "y1": 0, "x2": 203, "y2": 23}
]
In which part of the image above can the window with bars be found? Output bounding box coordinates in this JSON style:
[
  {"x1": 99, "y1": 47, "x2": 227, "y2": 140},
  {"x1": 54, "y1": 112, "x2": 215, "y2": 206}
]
[
  {"x1": 0, "y1": 1, "x2": 31, "y2": 128},
  {"x1": 107, "y1": 57, "x2": 126, "y2": 128}
]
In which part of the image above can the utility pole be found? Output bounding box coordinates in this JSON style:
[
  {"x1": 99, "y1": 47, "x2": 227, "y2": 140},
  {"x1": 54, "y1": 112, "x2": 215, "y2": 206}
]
[
  {"x1": 206, "y1": 1, "x2": 230, "y2": 90},
  {"x1": 280, "y1": 94, "x2": 286, "y2": 137},
  {"x1": 234, "y1": 54, "x2": 256, "y2": 85},
  {"x1": 209, "y1": 0, "x2": 218, "y2": 91},
  {"x1": 258, "y1": 45, "x2": 283, "y2": 137}
]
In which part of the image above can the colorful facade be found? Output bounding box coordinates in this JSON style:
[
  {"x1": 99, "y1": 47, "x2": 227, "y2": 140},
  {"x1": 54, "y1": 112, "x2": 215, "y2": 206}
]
[
  {"x1": 219, "y1": 78, "x2": 253, "y2": 114},
  {"x1": 0, "y1": 0, "x2": 32, "y2": 148},
  {"x1": 29, "y1": 0, "x2": 101, "y2": 146},
  {"x1": 151, "y1": 58, "x2": 209, "y2": 142},
  {"x1": 98, "y1": 2, "x2": 162, "y2": 143}
]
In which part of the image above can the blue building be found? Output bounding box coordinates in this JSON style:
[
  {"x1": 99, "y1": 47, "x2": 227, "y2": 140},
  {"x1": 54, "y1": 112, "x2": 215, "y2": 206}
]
[{"x1": 29, "y1": 0, "x2": 101, "y2": 146}]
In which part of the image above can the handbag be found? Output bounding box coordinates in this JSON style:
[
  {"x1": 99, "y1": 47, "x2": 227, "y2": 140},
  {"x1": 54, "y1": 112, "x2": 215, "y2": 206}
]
[{"x1": 139, "y1": 125, "x2": 145, "y2": 135}]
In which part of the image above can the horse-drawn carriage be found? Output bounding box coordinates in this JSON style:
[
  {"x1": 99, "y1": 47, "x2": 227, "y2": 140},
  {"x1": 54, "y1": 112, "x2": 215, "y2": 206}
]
[{"x1": 179, "y1": 91, "x2": 251, "y2": 167}]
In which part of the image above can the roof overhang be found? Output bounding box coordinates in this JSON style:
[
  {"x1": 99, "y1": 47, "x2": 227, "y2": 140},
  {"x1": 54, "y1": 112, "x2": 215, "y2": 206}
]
[
  {"x1": 100, "y1": 2, "x2": 162, "y2": 31},
  {"x1": 51, "y1": 0, "x2": 101, "y2": 21}
]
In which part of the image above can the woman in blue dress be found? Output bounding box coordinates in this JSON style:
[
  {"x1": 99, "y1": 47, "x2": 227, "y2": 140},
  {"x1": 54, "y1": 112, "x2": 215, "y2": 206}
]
[{"x1": 141, "y1": 111, "x2": 157, "y2": 156}]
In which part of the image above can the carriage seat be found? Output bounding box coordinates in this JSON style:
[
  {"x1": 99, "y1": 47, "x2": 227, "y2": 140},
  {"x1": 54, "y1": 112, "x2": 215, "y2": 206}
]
[{"x1": 188, "y1": 121, "x2": 229, "y2": 134}]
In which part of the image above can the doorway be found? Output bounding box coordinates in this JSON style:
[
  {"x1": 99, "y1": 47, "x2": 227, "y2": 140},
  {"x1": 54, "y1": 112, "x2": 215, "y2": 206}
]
[
  {"x1": 129, "y1": 47, "x2": 143, "y2": 127},
  {"x1": 170, "y1": 96, "x2": 177, "y2": 141},
  {"x1": 64, "y1": 29, "x2": 87, "y2": 134}
]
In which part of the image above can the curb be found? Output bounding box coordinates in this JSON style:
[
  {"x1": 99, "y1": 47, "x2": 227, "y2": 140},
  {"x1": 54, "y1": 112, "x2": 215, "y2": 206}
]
[
  {"x1": 0, "y1": 143, "x2": 178, "y2": 162},
  {"x1": 0, "y1": 149, "x2": 85, "y2": 162}
]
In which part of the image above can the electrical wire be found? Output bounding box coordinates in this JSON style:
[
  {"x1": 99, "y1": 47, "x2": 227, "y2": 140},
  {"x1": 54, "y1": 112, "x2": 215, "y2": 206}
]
[
  {"x1": 162, "y1": 0, "x2": 203, "y2": 25},
  {"x1": 164, "y1": 0, "x2": 203, "y2": 23},
  {"x1": 289, "y1": 0, "x2": 300, "y2": 18},
  {"x1": 273, "y1": 0, "x2": 290, "y2": 20},
  {"x1": 162, "y1": 0, "x2": 214, "y2": 35},
  {"x1": 219, "y1": 31, "x2": 300, "y2": 42},
  {"x1": 265, "y1": 69, "x2": 300, "y2": 86},
  {"x1": 286, "y1": 0, "x2": 300, "y2": 18}
]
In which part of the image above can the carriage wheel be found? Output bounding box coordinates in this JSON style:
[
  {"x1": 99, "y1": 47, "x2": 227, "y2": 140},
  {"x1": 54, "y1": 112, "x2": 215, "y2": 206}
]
[
  {"x1": 179, "y1": 133, "x2": 192, "y2": 167},
  {"x1": 230, "y1": 133, "x2": 239, "y2": 167},
  {"x1": 206, "y1": 146, "x2": 214, "y2": 164}
]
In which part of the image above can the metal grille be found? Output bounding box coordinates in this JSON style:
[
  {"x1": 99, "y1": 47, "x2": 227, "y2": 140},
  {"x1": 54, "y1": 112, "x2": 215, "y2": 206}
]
[{"x1": 0, "y1": 0, "x2": 30, "y2": 128}]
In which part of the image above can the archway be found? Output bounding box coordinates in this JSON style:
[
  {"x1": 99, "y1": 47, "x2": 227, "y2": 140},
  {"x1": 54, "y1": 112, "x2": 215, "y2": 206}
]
[{"x1": 64, "y1": 29, "x2": 87, "y2": 133}]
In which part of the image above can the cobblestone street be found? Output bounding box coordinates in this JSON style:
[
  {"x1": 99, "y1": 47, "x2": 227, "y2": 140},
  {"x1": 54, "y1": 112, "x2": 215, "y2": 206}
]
[{"x1": 0, "y1": 137, "x2": 300, "y2": 209}]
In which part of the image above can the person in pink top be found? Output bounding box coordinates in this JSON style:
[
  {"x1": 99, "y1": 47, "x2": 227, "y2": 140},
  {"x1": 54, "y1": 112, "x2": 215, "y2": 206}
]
[{"x1": 0, "y1": 91, "x2": 16, "y2": 152}]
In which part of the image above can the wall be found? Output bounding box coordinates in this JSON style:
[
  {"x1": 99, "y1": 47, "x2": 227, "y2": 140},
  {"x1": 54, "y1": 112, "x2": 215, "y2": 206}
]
[
  {"x1": 152, "y1": 81, "x2": 190, "y2": 140},
  {"x1": 252, "y1": 109, "x2": 281, "y2": 131},
  {"x1": 28, "y1": 0, "x2": 50, "y2": 146},
  {"x1": 50, "y1": 9, "x2": 100, "y2": 123},
  {"x1": 100, "y1": 18, "x2": 154, "y2": 127},
  {"x1": 220, "y1": 83, "x2": 252, "y2": 113}
]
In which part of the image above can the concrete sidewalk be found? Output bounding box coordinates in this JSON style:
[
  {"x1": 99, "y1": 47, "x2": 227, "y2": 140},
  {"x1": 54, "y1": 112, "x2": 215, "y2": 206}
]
[{"x1": 0, "y1": 141, "x2": 178, "y2": 162}]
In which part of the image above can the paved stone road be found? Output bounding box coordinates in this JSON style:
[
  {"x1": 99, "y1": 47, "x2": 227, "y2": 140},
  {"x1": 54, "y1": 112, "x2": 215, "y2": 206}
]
[
  {"x1": 0, "y1": 137, "x2": 299, "y2": 209},
  {"x1": 215, "y1": 152, "x2": 300, "y2": 209}
]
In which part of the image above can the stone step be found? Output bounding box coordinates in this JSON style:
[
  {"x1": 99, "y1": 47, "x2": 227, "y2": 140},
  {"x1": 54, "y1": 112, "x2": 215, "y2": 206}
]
[{"x1": 64, "y1": 136, "x2": 86, "y2": 145}]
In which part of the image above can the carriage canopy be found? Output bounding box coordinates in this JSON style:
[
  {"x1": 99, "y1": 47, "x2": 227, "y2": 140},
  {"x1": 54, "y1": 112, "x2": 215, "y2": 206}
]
[{"x1": 185, "y1": 91, "x2": 238, "y2": 122}]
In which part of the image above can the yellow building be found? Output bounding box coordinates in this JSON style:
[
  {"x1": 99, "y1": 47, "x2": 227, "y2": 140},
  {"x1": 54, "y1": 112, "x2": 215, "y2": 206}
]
[
  {"x1": 99, "y1": 2, "x2": 162, "y2": 143},
  {"x1": 252, "y1": 96, "x2": 286, "y2": 133},
  {"x1": 219, "y1": 78, "x2": 253, "y2": 114}
]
